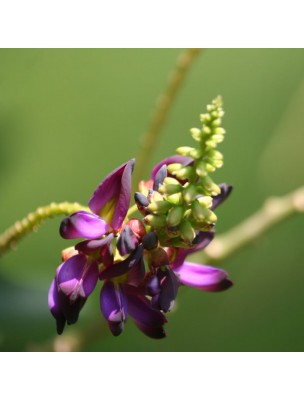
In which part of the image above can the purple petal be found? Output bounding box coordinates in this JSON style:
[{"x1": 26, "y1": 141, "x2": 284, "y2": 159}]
[
  {"x1": 60, "y1": 211, "x2": 109, "y2": 239},
  {"x1": 211, "y1": 184, "x2": 233, "y2": 210},
  {"x1": 151, "y1": 155, "x2": 193, "y2": 179},
  {"x1": 117, "y1": 225, "x2": 138, "y2": 256},
  {"x1": 48, "y1": 278, "x2": 66, "y2": 335},
  {"x1": 89, "y1": 159, "x2": 135, "y2": 231},
  {"x1": 99, "y1": 246, "x2": 143, "y2": 280},
  {"x1": 157, "y1": 267, "x2": 179, "y2": 312},
  {"x1": 100, "y1": 281, "x2": 127, "y2": 336},
  {"x1": 75, "y1": 233, "x2": 114, "y2": 254},
  {"x1": 126, "y1": 292, "x2": 167, "y2": 339},
  {"x1": 174, "y1": 261, "x2": 232, "y2": 291},
  {"x1": 172, "y1": 231, "x2": 214, "y2": 269},
  {"x1": 125, "y1": 257, "x2": 145, "y2": 287},
  {"x1": 153, "y1": 164, "x2": 167, "y2": 191},
  {"x1": 57, "y1": 254, "x2": 99, "y2": 299}
]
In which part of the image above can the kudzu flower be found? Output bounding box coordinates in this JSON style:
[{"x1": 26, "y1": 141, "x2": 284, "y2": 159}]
[{"x1": 48, "y1": 96, "x2": 233, "y2": 340}]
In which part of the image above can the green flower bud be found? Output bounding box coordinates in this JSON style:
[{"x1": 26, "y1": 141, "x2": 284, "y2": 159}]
[
  {"x1": 167, "y1": 163, "x2": 184, "y2": 174},
  {"x1": 207, "y1": 150, "x2": 223, "y2": 160},
  {"x1": 180, "y1": 220, "x2": 195, "y2": 243},
  {"x1": 158, "y1": 177, "x2": 182, "y2": 195},
  {"x1": 213, "y1": 127, "x2": 226, "y2": 135},
  {"x1": 173, "y1": 166, "x2": 193, "y2": 180},
  {"x1": 147, "y1": 200, "x2": 172, "y2": 214},
  {"x1": 167, "y1": 206, "x2": 184, "y2": 227},
  {"x1": 205, "y1": 163, "x2": 216, "y2": 173},
  {"x1": 190, "y1": 127, "x2": 202, "y2": 142},
  {"x1": 183, "y1": 185, "x2": 197, "y2": 204},
  {"x1": 144, "y1": 214, "x2": 166, "y2": 228},
  {"x1": 201, "y1": 176, "x2": 221, "y2": 196},
  {"x1": 195, "y1": 160, "x2": 208, "y2": 177},
  {"x1": 166, "y1": 192, "x2": 182, "y2": 205},
  {"x1": 202, "y1": 126, "x2": 212, "y2": 135},
  {"x1": 211, "y1": 118, "x2": 222, "y2": 128},
  {"x1": 197, "y1": 196, "x2": 213, "y2": 208},
  {"x1": 207, "y1": 104, "x2": 215, "y2": 112},
  {"x1": 176, "y1": 146, "x2": 196, "y2": 157},
  {"x1": 200, "y1": 113, "x2": 211, "y2": 123},
  {"x1": 192, "y1": 201, "x2": 217, "y2": 223}
]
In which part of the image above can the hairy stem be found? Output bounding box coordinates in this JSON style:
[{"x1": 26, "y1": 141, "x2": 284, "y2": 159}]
[
  {"x1": 201, "y1": 186, "x2": 304, "y2": 263},
  {"x1": 0, "y1": 202, "x2": 88, "y2": 256},
  {"x1": 133, "y1": 48, "x2": 202, "y2": 184}
]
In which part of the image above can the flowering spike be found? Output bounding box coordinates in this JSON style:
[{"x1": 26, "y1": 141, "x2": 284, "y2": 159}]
[{"x1": 49, "y1": 96, "x2": 233, "y2": 340}]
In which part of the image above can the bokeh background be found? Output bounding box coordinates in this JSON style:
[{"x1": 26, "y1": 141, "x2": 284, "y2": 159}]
[{"x1": 1, "y1": 49, "x2": 304, "y2": 351}]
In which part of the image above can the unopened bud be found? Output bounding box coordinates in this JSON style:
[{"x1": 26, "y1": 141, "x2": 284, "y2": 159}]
[
  {"x1": 183, "y1": 185, "x2": 197, "y2": 204},
  {"x1": 144, "y1": 214, "x2": 166, "y2": 228},
  {"x1": 167, "y1": 206, "x2": 184, "y2": 227},
  {"x1": 180, "y1": 220, "x2": 195, "y2": 243},
  {"x1": 147, "y1": 200, "x2": 172, "y2": 214},
  {"x1": 190, "y1": 127, "x2": 202, "y2": 141}
]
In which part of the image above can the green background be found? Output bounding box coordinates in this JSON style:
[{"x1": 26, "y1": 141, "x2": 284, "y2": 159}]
[{"x1": 1, "y1": 49, "x2": 304, "y2": 351}]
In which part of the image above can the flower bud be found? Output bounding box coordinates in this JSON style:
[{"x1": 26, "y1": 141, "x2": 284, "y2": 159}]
[
  {"x1": 180, "y1": 220, "x2": 195, "y2": 243},
  {"x1": 144, "y1": 214, "x2": 166, "y2": 229},
  {"x1": 183, "y1": 185, "x2": 197, "y2": 204},
  {"x1": 173, "y1": 166, "x2": 193, "y2": 180},
  {"x1": 147, "y1": 200, "x2": 172, "y2": 214},
  {"x1": 190, "y1": 127, "x2": 202, "y2": 141},
  {"x1": 166, "y1": 206, "x2": 184, "y2": 227}
]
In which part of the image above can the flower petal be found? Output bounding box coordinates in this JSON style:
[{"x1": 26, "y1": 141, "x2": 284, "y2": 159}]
[
  {"x1": 117, "y1": 225, "x2": 138, "y2": 256},
  {"x1": 57, "y1": 254, "x2": 99, "y2": 299},
  {"x1": 100, "y1": 281, "x2": 127, "y2": 336},
  {"x1": 60, "y1": 211, "x2": 109, "y2": 239},
  {"x1": 99, "y1": 246, "x2": 143, "y2": 280},
  {"x1": 89, "y1": 159, "x2": 135, "y2": 230},
  {"x1": 126, "y1": 292, "x2": 167, "y2": 339},
  {"x1": 157, "y1": 267, "x2": 179, "y2": 312},
  {"x1": 153, "y1": 164, "x2": 167, "y2": 191},
  {"x1": 174, "y1": 261, "x2": 232, "y2": 291},
  {"x1": 48, "y1": 278, "x2": 66, "y2": 335},
  {"x1": 172, "y1": 231, "x2": 214, "y2": 269},
  {"x1": 151, "y1": 155, "x2": 193, "y2": 179},
  {"x1": 75, "y1": 233, "x2": 114, "y2": 254},
  {"x1": 211, "y1": 184, "x2": 233, "y2": 210}
]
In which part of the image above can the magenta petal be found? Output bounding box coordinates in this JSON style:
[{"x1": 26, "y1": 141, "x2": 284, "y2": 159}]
[
  {"x1": 174, "y1": 261, "x2": 232, "y2": 291},
  {"x1": 89, "y1": 159, "x2": 135, "y2": 230},
  {"x1": 75, "y1": 233, "x2": 114, "y2": 254},
  {"x1": 100, "y1": 281, "x2": 127, "y2": 336},
  {"x1": 151, "y1": 155, "x2": 193, "y2": 179},
  {"x1": 57, "y1": 254, "x2": 98, "y2": 299},
  {"x1": 60, "y1": 211, "x2": 109, "y2": 239}
]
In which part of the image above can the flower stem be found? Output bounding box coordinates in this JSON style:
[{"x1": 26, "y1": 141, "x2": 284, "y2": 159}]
[
  {"x1": 0, "y1": 202, "x2": 88, "y2": 256},
  {"x1": 133, "y1": 48, "x2": 202, "y2": 184},
  {"x1": 201, "y1": 186, "x2": 304, "y2": 263}
]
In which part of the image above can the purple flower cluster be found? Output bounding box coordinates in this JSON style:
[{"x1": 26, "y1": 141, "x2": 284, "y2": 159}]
[{"x1": 48, "y1": 157, "x2": 232, "y2": 339}]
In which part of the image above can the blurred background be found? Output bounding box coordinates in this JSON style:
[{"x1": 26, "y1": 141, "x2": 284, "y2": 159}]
[{"x1": 0, "y1": 49, "x2": 304, "y2": 351}]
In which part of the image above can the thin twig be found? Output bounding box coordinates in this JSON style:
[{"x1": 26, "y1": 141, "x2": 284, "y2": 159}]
[
  {"x1": 0, "y1": 202, "x2": 88, "y2": 256},
  {"x1": 202, "y1": 186, "x2": 304, "y2": 263},
  {"x1": 133, "y1": 48, "x2": 202, "y2": 184}
]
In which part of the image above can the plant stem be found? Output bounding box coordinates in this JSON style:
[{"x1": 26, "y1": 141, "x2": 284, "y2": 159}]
[
  {"x1": 0, "y1": 202, "x2": 88, "y2": 256},
  {"x1": 133, "y1": 48, "x2": 202, "y2": 184},
  {"x1": 201, "y1": 186, "x2": 304, "y2": 263}
]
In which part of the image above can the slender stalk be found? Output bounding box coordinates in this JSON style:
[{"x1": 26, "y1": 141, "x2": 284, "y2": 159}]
[
  {"x1": 0, "y1": 202, "x2": 88, "y2": 256},
  {"x1": 133, "y1": 48, "x2": 202, "y2": 184},
  {"x1": 201, "y1": 186, "x2": 304, "y2": 263}
]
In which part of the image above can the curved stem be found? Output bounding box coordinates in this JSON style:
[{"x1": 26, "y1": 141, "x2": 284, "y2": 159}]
[
  {"x1": 133, "y1": 48, "x2": 202, "y2": 184},
  {"x1": 201, "y1": 186, "x2": 304, "y2": 263},
  {"x1": 0, "y1": 202, "x2": 88, "y2": 256}
]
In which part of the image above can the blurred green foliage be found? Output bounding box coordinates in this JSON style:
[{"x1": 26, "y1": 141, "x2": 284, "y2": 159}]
[{"x1": 1, "y1": 49, "x2": 304, "y2": 351}]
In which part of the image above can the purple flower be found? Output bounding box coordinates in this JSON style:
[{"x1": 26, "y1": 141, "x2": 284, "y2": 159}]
[
  {"x1": 60, "y1": 159, "x2": 135, "y2": 239},
  {"x1": 48, "y1": 254, "x2": 99, "y2": 334},
  {"x1": 99, "y1": 247, "x2": 167, "y2": 338}
]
